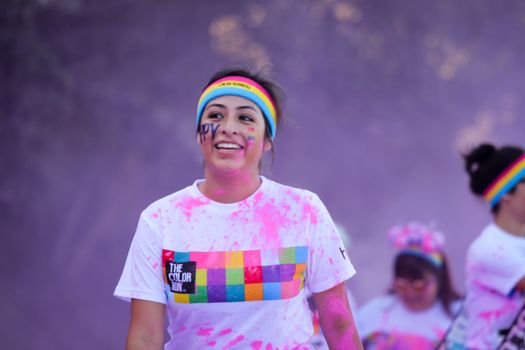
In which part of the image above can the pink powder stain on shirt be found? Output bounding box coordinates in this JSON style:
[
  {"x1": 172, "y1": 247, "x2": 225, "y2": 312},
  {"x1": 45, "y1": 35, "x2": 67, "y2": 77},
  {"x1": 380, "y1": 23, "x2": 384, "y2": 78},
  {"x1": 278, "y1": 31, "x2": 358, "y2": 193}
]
[
  {"x1": 265, "y1": 343, "x2": 273, "y2": 350},
  {"x1": 285, "y1": 189, "x2": 301, "y2": 203},
  {"x1": 250, "y1": 341, "x2": 263, "y2": 350},
  {"x1": 222, "y1": 335, "x2": 245, "y2": 349},
  {"x1": 478, "y1": 299, "x2": 517, "y2": 321},
  {"x1": 197, "y1": 327, "x2": 214, "y2": 336},
  {"x1": 207, "y1": 341, "x2": 217, "y2": 347},
  {"x1": 217, "y1": 328, "x2": 233, "y2": 336},
  {"x1": 175, "y1": 196, "x2": 210, "y2": 221},
  {"x1": 257, "y1": 201, "x2": 288, "y2": 246},
  {"x1": 301, "y1": 202, "x2": 318, "y2": 225},
  {"x1": 329, "y1": 257, "x2": 333, "y2": 265}
]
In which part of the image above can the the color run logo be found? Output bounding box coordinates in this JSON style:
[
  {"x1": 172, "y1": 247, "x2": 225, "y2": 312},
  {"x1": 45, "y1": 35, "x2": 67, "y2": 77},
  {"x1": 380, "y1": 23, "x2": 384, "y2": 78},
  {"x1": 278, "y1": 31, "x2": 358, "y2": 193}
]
[{"x1": 166, "y1": 261, "x2": 196, "y2": 294}]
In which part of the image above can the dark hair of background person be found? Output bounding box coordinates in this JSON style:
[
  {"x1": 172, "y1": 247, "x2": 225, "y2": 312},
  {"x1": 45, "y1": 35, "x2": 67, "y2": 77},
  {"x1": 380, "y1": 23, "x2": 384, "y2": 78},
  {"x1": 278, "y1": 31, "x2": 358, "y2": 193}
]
[
  {"x1": 393, "y1": 253, "x2": 462, "y2": 316},
  {"x1": 463, "y1": 143, "x2": 525, "y2": 214}
]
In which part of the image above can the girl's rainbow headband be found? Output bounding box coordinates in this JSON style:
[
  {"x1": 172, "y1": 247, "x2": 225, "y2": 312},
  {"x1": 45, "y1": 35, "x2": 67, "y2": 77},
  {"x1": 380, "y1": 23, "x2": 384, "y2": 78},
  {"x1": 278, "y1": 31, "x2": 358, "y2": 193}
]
[
  {"x1": 483, "y1": 154, "x2": 525, "y2": 207},
  {"x1": 196, "y1": 76, "x2": 277, "y2": 139},
  {"x1": 388, "y1": 222, "x2": 445, "y2": 267}
]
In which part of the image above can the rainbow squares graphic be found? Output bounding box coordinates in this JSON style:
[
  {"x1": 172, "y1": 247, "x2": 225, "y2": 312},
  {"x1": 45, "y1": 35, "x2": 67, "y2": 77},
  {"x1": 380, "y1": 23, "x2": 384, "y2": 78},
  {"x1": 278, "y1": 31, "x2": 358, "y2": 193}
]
[{"x1": 162, "y1": 246, "x2": 308, "y2": 303}]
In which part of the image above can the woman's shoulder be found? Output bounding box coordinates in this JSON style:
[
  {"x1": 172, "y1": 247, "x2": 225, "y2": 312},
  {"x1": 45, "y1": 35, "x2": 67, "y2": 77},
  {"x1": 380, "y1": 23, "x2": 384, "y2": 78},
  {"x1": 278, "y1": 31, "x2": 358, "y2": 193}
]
[
  {"x1": 141, "y1": 182, "x2": 199, "y2": 214},
  {"x1": 266, "y1": 178, "x2": 321, "y2": 203}
]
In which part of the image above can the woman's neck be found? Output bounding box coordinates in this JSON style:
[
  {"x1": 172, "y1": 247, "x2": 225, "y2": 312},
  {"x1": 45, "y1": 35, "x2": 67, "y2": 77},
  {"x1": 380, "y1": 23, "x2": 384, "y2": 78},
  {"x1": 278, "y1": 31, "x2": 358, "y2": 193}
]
[
  {"x1": 495, "y1": 211, "x2": 525, "y2": 237},
  {"x1": 199, "y1": 169, "x2": 261, "y2": 203}
]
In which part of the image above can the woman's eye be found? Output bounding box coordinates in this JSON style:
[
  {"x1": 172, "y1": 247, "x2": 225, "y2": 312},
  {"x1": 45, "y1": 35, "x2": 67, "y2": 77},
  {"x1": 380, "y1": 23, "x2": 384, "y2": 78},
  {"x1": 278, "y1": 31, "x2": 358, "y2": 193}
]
[
  {"x1": 207, "y1": 113, "x2": 223, "y2": 120},
  {"x1": 239, "y1": 115, "x2": 254, "y2": 122}
]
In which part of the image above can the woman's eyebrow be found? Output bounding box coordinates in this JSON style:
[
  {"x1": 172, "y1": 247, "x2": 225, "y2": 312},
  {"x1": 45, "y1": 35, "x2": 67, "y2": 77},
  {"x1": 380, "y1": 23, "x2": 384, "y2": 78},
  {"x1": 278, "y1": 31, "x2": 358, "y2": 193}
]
[
  {"x1": 236, "y1": 105, "x2": 257, "y2": 112},
  {"x1": 205, "y1": 103, "x2": 226, "y2": 110}
]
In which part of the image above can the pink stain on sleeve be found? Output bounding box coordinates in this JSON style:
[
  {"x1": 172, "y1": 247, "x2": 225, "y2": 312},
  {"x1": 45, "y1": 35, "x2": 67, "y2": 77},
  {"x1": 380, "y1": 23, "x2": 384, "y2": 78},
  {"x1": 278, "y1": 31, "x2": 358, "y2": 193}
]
[
  {"x1": 222, "y1": 335, "x2": 245, "y2": 349},
  {"x1": 175, "y1": 196, "x2": 210, "y2": 221},
  {"x1": 207, "y1": 341, "x2": 217, "y2": 347},
  {"x1": 285, "y1": 189, "x2": 302, "y2": 203},
  {"x1": 302, "y1": 202, "x2": 318, "y2": 225},
  {"x1": 197, "y1": 327, "x2": 214, "y2": 336},
  {"x1": 250, "y1": 341, "x2": 263, "y2": 350},
  {"x1": 217, "y1": 328, "x2": 233, "y2": 336}
]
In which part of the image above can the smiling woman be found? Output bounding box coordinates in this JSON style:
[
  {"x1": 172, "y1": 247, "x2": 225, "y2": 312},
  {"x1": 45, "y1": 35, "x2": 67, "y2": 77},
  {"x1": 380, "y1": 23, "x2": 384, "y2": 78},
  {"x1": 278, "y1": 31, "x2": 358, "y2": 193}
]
[{"x1": 113, "y1": 68, "x2": 364, "y2": 350}]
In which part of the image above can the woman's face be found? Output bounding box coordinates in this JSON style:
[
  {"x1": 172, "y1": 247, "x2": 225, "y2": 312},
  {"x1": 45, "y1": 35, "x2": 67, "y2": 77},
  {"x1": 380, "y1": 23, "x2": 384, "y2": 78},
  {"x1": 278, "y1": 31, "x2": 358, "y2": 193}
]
[
  {"x1": 393, "y1": 273, "x2": 439, "y2": 311},
  {"x1": 198, "y1": 95, "x2": 271, "y2": 177},
  {"x1": 506, "y1": 181, "x2": 525, "y2": 224}
]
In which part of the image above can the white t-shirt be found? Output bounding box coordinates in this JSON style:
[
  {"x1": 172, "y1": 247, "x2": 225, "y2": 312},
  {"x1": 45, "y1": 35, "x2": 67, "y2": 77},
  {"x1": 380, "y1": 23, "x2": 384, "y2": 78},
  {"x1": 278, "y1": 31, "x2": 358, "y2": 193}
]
[
  {"x1": 357, "y1": 294, "x2": 457, "y2": 350},
  {"x1": 114, "y1": 177, "x2": 356, "y2": 350},
  {"x1": 464, "y1": 223, "x2": 525, "y2": 349}
]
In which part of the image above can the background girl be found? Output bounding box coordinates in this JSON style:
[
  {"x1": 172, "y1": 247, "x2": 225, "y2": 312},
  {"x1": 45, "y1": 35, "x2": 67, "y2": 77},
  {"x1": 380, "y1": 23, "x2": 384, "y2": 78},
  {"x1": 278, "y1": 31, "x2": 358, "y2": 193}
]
[
  {"x1": 357, "y1": 222, "x2": 461, "y2": 349},
  {"x1": 462, "y1": 143, "x2": 525, "y2": 349}
]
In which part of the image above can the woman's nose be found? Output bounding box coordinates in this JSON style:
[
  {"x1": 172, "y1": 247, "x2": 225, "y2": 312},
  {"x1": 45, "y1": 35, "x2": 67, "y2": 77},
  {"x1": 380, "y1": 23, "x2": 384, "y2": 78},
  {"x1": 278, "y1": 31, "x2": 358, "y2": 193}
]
[{"x1": 221, "y1": 117, "x2": 238, "y2": 135}]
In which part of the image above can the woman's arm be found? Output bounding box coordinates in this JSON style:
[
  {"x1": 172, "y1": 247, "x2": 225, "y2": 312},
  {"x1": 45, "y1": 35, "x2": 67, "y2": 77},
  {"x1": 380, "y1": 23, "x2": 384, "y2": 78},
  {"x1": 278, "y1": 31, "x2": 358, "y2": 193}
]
[
  {"x1": 126, "y1": 299, "x2": 166, "y2": 350},
  {"x1": 313, "y1": 283, "x2": 363, "y2": 350}
]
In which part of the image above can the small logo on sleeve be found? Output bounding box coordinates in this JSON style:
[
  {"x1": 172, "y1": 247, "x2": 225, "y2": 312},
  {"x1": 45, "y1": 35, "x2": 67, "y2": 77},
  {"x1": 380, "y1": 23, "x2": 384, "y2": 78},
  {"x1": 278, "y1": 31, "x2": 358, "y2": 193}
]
[
  {"x1": 339, "y1": 247, "x2": 346, "y2": 260},
  {"x1": 165, "y1": 261, "x2": 196, "y2": 293}
]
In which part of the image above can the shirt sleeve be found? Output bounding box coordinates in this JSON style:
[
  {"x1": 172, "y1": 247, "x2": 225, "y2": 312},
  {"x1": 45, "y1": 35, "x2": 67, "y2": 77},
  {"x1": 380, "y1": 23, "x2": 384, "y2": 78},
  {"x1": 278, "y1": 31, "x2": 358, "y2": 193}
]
[
  {"x1": 468, "y1": 237, "x2": 525, "y2": 296},
  {"x1": 306, "y1": 194, "x2": 356, "y2": 293},
  {"x1": 114, "y1": 212, "x2": 167, "y2": 304}
]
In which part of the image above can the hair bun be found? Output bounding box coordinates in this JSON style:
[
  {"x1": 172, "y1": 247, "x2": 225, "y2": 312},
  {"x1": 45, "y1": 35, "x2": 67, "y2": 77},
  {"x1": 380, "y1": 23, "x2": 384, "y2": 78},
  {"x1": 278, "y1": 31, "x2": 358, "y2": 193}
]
[{"x1": 464, "y1": 143, "x2": 496, "y2": 177}]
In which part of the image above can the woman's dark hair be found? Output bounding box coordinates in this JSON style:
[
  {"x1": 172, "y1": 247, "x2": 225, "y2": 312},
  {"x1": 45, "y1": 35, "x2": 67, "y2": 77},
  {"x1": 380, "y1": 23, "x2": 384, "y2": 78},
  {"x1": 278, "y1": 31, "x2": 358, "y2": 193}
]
[
  {"x1": 201, "y1": 68, "x2": 285, "y2": 140},
  {"x1": 463, "y1": 143, "x2": 524, "y2": 214},
  {"x1": 394, "y1": 253, "x2": 461, "y2": 316}
]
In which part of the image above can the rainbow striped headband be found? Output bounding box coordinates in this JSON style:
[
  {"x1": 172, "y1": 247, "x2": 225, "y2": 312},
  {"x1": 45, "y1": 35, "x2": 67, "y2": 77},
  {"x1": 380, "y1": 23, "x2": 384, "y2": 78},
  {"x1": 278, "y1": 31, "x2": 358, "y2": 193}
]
[
  {"x1": 483, "y1": 154, "x2": 525, "y2": 207},
  {"x1": 388, "y1": 222, "x2": 445, "y2": 267},
  {"x1": 196, "y1": 76, "x2": 277, "y2": 139}
]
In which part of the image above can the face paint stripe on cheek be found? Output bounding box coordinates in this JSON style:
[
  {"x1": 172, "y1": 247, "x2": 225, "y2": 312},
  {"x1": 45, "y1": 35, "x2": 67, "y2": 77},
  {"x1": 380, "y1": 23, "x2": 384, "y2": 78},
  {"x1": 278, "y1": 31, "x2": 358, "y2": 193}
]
[
  {"x1": 247, "y1": 127, "x2": 256, "y2": 146},
  {"x1": 199, "y1": 123, "x2": 220, "y2": 144}
]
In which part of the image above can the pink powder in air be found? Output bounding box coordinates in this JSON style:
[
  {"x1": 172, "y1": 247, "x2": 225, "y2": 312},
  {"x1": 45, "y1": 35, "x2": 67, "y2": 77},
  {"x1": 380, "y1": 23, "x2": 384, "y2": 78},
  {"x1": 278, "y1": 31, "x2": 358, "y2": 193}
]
[
  {"x1": 222, "y1": 335, "x2": 245, "y2": 349},
  {"x1": 217, "y1": 328, "x2": 233, "y2": 336},
  {"x1": 197, "y1": 327, "x2": 214, "y2": 336},
  {"x1": 176, "y1": 196, "x2": 210, "y2": 221},
  {"x1": 250, "y1": 341, "x2": 263, "y2": 350}
]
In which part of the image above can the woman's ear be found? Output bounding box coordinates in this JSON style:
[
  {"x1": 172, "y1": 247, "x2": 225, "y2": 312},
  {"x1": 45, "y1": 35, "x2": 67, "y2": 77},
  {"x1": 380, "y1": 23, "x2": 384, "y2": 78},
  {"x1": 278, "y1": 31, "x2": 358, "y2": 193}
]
[{"x1": 264, "y1": 139, "x2": 272, "y2": 152}]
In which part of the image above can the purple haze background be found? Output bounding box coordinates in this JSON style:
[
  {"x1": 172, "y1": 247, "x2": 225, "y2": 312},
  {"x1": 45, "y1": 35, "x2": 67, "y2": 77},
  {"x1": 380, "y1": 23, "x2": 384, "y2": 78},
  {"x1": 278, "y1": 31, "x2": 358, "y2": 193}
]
[{"x1": 1, "y1": 0, "x2": 525, "y2": 348}]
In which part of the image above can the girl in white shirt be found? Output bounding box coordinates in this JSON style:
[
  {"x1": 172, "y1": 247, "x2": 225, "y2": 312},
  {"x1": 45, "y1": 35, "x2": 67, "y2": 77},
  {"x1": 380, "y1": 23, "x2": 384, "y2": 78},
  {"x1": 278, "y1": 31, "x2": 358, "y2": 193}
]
[
  {"x1": 462, "y1": 143, "x2": 525, "y2": 349},
  {"x1": 357, "y1": 222, "x2": 461, "y2": 349}
]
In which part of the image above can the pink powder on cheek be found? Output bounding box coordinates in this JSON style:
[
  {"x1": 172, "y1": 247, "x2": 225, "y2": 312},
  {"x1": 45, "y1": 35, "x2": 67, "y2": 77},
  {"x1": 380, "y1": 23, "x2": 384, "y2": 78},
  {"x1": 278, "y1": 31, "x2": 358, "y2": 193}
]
[{"x1": 250, "y1": 341, "x2": 263, "y2": 350}]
